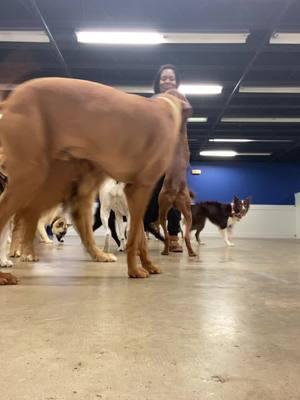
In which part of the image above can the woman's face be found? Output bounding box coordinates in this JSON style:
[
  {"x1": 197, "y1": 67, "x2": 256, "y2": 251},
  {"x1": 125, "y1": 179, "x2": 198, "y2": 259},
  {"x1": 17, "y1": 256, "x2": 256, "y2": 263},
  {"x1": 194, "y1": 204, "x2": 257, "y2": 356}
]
[{"x1": 159, "y1": 68, "x2": 177, "y2": 93}]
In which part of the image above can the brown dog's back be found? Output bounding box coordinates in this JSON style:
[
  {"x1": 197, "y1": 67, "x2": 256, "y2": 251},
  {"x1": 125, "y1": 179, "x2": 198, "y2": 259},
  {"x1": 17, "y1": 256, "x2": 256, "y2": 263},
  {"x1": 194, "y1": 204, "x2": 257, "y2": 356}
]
[{"x1": 0, "y1": 78, "x2": 181, "y2": 187}]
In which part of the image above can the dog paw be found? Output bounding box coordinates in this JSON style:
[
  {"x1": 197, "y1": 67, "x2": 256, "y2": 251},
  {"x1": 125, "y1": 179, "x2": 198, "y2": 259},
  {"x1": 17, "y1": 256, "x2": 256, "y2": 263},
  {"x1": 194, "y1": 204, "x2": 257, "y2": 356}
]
[
  {"x1": 20, "y1": 254, "x2": 39, "y2": 262},
  {"x1": 226, "y1": 242, "x2": 235, "y2": 247},
  {"x1": 128, "y1": 267, "x2": 150, "y2": 279},
  {"x1": 93, "y1": 250, "x2": 117, "y2": 262},
  {"x1": 0, "y1": 272, "x2": 18, "y2": 285},
  {"x1": 144, "y1": 263, "x2": 161, "y2": 275},
  {"x1": 0, "y1": 258, "x2": 13, "y2": 268},
  {"x1": 9, "y1": 249, "x2": 21, "y2": 258},
  {"x1": 161, "y1": 250, "x2": 169, "y2": 256},
  {"x1": 188, "y1": 251, "x2": 197, "y2": 257}
]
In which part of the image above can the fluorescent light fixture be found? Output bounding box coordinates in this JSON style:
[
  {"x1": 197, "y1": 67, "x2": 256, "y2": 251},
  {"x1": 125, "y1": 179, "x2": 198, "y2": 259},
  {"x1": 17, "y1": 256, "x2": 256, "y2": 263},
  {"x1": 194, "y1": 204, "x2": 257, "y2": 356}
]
[
  {"x1": 117, "y1": 84, "x2": 222, "y2": 95},
  {"x1": 179, "y1": 84, "x2": 222, "y2": 95},
  {"x1": 270, "y1": 32, "x2": 300, "y2": 45},
  {"x1": 209, "y1": 138, "x2": 292, "y2": 143},
  {"x1": 188, "y1": 117, "x2": 208, "y2": 123},
  {"x1": 239, "y1": 153, "x2": 272, "y2": 156},
  {"x1": 76, "y1": 31, "x2": 249, "y2": 45},
  {"x1": 240, "y1": 86, "x2": 300, "y2": 93},
  {"x1": 200, "y1": 150, "x2": 237, "y2": 157},
  {"x1": 209, "y1": 138, "x2": 252, "y2": 143},
  {"x1": 200, "y1": 150, "x2": 271, "y2": 157},
  {"x1": 191, "y1": 169, "x2": 201, "y2": 175},
  {"x1": 163, "y1": 32, "x2": 249, "y2": 44},
  {"x1": 0, "y1": 30, "x2": 49, "y2": 43},
  {"x1": 221, "y1": 117, "x2": 300, "y2": 123},
  {"x1": 76, "y1": 31, "x2": 165, "y2": 45}
]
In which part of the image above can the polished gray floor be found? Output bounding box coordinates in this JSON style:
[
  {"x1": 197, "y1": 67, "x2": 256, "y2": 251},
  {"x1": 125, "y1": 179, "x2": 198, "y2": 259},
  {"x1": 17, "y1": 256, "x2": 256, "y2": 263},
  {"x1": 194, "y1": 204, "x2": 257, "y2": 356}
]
[{"x1": 1, "y1": 236, "x2": 300, "y2": 400}]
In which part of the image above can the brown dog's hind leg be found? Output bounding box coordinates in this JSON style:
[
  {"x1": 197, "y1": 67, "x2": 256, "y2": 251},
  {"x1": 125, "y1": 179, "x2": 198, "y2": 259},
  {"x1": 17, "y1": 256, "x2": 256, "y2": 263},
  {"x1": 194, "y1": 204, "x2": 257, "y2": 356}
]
[
  {"x1": 125, "y1": 183, "x2": 155, "y2": 278},
  {"x1": 175, "y1": 192, "x2": 196, "y2": 257}
]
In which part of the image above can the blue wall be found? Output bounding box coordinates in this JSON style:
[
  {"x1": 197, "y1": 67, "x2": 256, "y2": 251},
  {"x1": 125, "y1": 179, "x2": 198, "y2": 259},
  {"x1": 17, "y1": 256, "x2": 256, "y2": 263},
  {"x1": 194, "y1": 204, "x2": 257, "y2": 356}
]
[{"x1": 188, "y1": 162, "x2": 300, "y2": 205}]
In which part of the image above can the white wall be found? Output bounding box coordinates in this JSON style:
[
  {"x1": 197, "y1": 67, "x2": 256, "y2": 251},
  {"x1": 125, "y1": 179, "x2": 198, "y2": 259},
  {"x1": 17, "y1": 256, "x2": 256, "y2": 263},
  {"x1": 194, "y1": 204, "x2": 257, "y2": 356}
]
[
  {"x1": 68, "y1": 204, "x2": 297, "y2": 240},
  {"x1": 200, "y1": 204, "x2": 296, "y2": 239}
]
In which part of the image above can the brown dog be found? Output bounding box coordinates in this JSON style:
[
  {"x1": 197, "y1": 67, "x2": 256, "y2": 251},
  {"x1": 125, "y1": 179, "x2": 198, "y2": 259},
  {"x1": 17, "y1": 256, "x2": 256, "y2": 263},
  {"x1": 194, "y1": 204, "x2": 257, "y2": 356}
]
[
  {"x1": 158, "y1": 90, "x2": 196, "y2": 257},
  {"x1": 0, "y1": 77, "x2": 191, "y2": 281}
]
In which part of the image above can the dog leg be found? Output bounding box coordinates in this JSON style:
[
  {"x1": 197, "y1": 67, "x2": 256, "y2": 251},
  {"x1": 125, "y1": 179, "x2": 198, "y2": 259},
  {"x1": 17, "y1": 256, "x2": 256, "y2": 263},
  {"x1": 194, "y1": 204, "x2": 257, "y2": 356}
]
[
  {"x1": 195, "y1": 217, "x2": 206, "y2": 245},
  {"x1": 0, "y1": 222, "x2": 13, "y2": 267},
  {"x1": 125, "y1": 183, "x2": 157, "y2": 278},
  {"x1": 220, "y1": 228, "x2": 234, "y2": 247},
  {"x1": 19, "y1": 209, "x2": 40, "y2": 262},
  {"x1": 115, "y1": 211, "x2": 126, "y2": 251},
  {"x1": 108, "y1": 211, "x2": 121, "y2": 248},
  {"x1": 71, "y1": 189, "x2": 117, "y2": 262},
  {"x1": 158, "y1": 192, "x2": 171, "y2": 256},
  {"x1": 227, "y1": 226, "x2": 235, "y2": 246},
  {"x1": 100, "y1": 206, "x2": 111, "y2": 253},
  {"x1": 138, "y1": 222, "x2": 161, "y2": 275},
  {"x1": 9, "y1": 213, "x2": 24, "y2": 257},
  {"x1": 176, "y1": 193, "x2": 196, "y2": 257},
  {"x1": 0, "y1": 154, "x2": 48, "y2": 263}
]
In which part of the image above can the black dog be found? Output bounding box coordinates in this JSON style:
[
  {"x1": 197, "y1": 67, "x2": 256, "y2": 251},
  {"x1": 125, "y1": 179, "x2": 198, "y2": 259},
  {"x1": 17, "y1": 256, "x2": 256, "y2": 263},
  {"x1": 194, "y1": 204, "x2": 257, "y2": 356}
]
[{"x1": 190, "y1": 196, "x2": 251, "y2": 247}]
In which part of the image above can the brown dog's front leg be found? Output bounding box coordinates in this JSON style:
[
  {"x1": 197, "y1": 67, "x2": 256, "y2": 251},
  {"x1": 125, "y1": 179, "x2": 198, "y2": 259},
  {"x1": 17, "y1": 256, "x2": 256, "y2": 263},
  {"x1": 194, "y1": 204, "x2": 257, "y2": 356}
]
[
  {"x1": 9, "y1": 213, "x2": 24, "y2": 258},
  {"x1": 19, "y1": 209, "x2": 40, "y2": 262},
  {"x1": 125, "y1": 183, "x2": 157, "y2": 278},
  {"x1": 138, "y1": 225, "x2": 161, "y2": 275}
]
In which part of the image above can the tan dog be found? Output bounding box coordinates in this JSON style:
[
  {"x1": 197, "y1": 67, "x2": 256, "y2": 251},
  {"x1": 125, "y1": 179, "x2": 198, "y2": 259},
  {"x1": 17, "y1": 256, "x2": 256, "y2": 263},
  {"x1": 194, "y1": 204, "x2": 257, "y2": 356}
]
[
  {"x1": 37, "y1": 205, "x2": 68, "y2": 244},
  {"x1": 0, "y1": 77, "x2": 191, "y2": 282},
  {"x1": 158, "y1": 90, "x2": 196, "y2": 257}
]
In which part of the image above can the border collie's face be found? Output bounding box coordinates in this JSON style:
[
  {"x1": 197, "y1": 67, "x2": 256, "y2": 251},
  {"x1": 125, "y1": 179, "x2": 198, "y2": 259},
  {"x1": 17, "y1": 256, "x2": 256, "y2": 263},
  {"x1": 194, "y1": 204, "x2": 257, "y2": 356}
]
[
  {"x1": 232, "y1": 196, "x2": 251, "y2": 219},
  {"x1": 52, "y1": 218, "x2": 68, "y2": 242}
]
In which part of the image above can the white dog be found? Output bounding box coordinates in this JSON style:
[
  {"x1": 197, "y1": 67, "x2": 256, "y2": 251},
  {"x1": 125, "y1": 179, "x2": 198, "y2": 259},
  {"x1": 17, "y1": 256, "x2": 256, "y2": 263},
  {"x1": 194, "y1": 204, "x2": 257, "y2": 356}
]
[
  {"x1": 99, "y1": 178, "x2": 130, "y2": 252},
  {"x1": 0, "y1": 222, "x2": 13, "y2": 267}
]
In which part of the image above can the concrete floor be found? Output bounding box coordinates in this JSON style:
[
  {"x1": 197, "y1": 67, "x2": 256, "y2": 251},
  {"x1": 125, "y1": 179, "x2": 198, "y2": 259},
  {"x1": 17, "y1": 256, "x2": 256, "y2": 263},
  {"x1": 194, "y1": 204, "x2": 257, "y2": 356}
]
[{"x1": 1, "y1": 236, "x2": 300, "y2": 400}]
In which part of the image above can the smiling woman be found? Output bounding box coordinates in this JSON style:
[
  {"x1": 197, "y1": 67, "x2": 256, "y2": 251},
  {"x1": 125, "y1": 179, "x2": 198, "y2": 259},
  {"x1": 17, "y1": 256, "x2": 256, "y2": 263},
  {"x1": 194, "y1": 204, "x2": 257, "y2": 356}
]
[{"x1": 153, "y1": 64, "x2": 181, "y2": 94}]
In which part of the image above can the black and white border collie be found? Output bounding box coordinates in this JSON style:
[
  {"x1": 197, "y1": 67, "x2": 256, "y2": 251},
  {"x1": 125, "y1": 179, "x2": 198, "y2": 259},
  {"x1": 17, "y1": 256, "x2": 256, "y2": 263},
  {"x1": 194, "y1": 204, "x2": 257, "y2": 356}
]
[{"x1": 190, "y1": 196, "x2": 251, "y2": 246}]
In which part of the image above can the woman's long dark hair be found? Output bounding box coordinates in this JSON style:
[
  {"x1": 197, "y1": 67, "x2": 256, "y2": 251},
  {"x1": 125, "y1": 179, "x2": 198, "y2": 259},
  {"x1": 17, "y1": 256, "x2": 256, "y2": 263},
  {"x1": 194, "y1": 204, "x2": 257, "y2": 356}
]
[{"x1": 152, "y1": 64, "x2": 180, "y2": 94}]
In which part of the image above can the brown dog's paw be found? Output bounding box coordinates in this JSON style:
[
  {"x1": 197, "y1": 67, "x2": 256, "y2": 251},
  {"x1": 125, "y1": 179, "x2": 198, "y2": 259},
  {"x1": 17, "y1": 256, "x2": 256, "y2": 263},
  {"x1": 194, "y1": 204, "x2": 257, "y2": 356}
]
[
  {"x1": 144, "y1": 263, "x2": 161, "y2": 275},
  {"x1": 93, "y1": 249, "x2": 117, "y2": 262},
  {"x1": 103, "y1": 253, "x2": 117, "y2": 262},
  {"x1": 20, "y1": 254, "x2": 39, "y2": 262},
  {"x1": 128, "y1": 267, "x2": 150, "y2": 279},
  {"x1": 9, "y1": 249, "x2": 21, "y2": 258},
  {"x1": 0, "y1": 272, "x2": 18, "y2": 285}
]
